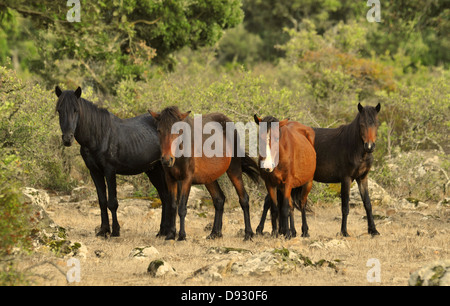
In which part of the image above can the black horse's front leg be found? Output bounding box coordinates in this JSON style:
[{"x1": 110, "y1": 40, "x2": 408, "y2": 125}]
[
  {"x1": 357, "y1": 176, "x2": 380, "y2": 236},
  {"x1": 146, "y1": 166, "x2": 171, "y2": 237},
  {"x1": 89, "y1": 170, "x2": 110, "y2": 237},
  {"x1": 340, "y1": 177, "x2": 351, "y2": 237},
  {"x1": 82, "y1": 146, "x2": 110, "y2": 238},
  {"x1": 105, "y1": 169, "x2": 120, "y2": 237}
]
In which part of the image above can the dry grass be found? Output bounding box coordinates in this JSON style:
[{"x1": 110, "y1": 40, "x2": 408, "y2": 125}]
[{"x1": 17, "y1": 193, "x2": 449, "y2": 286}]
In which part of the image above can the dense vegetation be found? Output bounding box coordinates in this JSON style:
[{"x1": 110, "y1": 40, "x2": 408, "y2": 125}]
[{"x1": 0, "y1": 0, "x2": 448, "y2": 284}]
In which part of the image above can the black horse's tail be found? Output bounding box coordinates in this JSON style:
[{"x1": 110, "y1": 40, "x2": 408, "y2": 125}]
[
  {"x1": 241, "y1": 154, "x2": 260, "y2": 184},
  {"x1": 291, "y1": 186, "x2": 313, "y2": 212},
  {"x1": 291, "y1": 187, "x2": 303, "y2": 211}
]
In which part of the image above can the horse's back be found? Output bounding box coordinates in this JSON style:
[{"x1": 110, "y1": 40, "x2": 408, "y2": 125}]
[
  {"x1": 111, "y1": 114, "x2": 161, "y2": 174},
  {"x1": 282, "y1": 122, "x2": 316, "y2": 185},
  {"x1": 287, "y1": 122, "x2": 315, "y2": 146},
  {"x1": 312, "y1": 126, "x2": 351, "y2": 183}
]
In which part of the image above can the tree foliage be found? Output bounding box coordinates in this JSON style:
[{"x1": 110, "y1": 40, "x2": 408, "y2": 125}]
[{"x1": 0, "y1": 0, "x2": 243, "y2": 92}]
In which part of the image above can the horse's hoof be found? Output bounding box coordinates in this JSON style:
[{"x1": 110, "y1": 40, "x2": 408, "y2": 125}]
[
  {"x1": 111, "y1": 231, "x2": 120, "y2": 237},
  {"x1": 255, "y1": 226, "x2": 264, "y2": 235},
  {"x1": 369, "y1": 228, "x2": 380, "y2": 236},
  {"x1": 340, "y1": 231, "x2": 350, "y2": 237},
  {"x1": 243, "y1": 231, "x2": 254, "y2": 241},
  {"x1": 165, "y1": 233, "x2": 176, "y2": 240},
  {"x1": 207, "y1": 232, "x2": 222, "y2": 240},
  {"x1": 177, "y1": 234, "x2": 187, "y2": 241},
  {"x1": 96, "y1": 228, "x2": 110, "y2": 238},
  {"x1": 301, "y1": 232, "x2": 310, "y2": 238}
]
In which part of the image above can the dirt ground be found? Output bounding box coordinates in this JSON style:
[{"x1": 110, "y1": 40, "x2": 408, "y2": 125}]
[{"x1": 18, "y1": 188, "x2": 449, "y2": 286}]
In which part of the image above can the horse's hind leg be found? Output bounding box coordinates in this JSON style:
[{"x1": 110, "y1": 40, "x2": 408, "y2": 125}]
[
  {"x1": 299, "y1": 180, "x2": 313, "y2": 237},
  {"x1": 205, "y1": 181, "x2": 226, "y2": 239},
  {"x1": 227, "y1": 165, "x2": 254, "y2": 240},
  {"x1": 256, "y1": 195, "x2": 271, "y2": 235}
]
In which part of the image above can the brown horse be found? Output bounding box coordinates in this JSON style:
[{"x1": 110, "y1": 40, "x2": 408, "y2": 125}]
[
  {"x1": 149, "y1": 106, "x2": 259, "y2": 240},
  {"x1": 257, "y1": 103, "x2": 381, "y2": 237},
  {"x1": 254, "y1": 115, "x2": 316, "y2": 237}
]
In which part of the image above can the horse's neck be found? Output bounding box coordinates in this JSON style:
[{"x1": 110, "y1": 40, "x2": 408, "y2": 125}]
[
  {"x1": 343, "y1": 116, "x2": 365, "y2": 159},
  {"x1": 75, "y1": 99, "x2": 113, "y2": 150}
]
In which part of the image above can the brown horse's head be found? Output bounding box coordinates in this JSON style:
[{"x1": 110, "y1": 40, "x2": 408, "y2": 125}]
[
  {"x1": 357, "y1": 102, "x2": 381, "y2": 153},
  {"x1": 149, "y1": 106, "x2": 191, "y2": 167},
  {"x1": 254, "y1": 114, "x2": 289, "y2": 173}
]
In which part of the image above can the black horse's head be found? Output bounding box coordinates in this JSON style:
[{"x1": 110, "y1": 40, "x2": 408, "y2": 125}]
[
  {"x1": 357, "y1": 102, "x2": 381, "y2": 153},
  {"x1": 55, "y1": 86, "x2": 82, "y2": 147}
]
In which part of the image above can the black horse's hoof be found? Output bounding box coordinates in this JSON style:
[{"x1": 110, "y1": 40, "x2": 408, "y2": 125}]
[
  {"x1": 165, "y1": 233, "x2": 176, "y2": 240},
  {"x1": 96, "y1": 227, "x2": 110, "y2": 238},
  {"x1": 243, "y1": 231, "x2": 254, "y2": 241},
  {"x1": 369, "y1": 228, "x2": 380, "y2": 236},
  {"x1": 207, "y1": 232, "x2": 223, "y2": 240}
]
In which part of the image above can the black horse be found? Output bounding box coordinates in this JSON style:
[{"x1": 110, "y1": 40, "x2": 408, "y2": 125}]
[
  {"x1": 256, "y1": 103, "x2": 381, "y2": 237},
  {"x1": 55, "y1": 86, "x2": 170, "y2": 237}
]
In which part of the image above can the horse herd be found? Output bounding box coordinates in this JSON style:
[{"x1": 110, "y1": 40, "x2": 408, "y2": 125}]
[{"x1": 55, "y1": 86, "x2": 381, "y2": 241}]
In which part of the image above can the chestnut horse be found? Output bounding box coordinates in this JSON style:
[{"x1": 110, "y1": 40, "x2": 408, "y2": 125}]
[
  {"x1": 149, "y1": 106, "x2": 259, "y2": 241},
  {"x1": 257, "y1": 103, "x2": 381, "y2": 237},
  {"x1": 254, "y1": 115, "x2": 316, "y2": 238}
]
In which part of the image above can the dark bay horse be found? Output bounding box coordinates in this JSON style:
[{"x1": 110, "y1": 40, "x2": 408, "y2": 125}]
[
  {"x1": 254, "y1": 115, "x2": 316, "y2": 238},
  {"x1": 149, "y1": 106, "x2": 259, "y2": 241},
  {"x1": 257, "y1": 103, "x2": 381, "y2": 237},
  {"x1": 55, "y1": 86, "x2": 170, "y2": 237}
]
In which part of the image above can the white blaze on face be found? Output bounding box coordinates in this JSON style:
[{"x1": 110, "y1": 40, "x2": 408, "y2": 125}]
[{"x1": 261, "y1": 130, "x2": 274, "y2": 172}]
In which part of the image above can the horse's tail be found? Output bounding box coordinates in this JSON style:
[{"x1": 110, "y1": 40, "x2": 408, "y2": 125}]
[
  {"x1": 290, "y1": 186, "x2": 313, "y2": 212},
  {"x1": 291, "y1": 187, "x2": 303, "y2": 211},
  {"x1": 241, "y1": 154, "x2": 260, "y2": 184}
]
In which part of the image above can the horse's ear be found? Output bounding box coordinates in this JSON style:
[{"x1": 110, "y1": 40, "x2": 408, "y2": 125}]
[
  {"x1": 279, "y1": 119, "x2": 289, "y2": 128},
  {"x1": 148, "y1": 110, "x2": 160, "y2": 120},
  {"x1": 179, "y1": 111, "x2": 191, "y2": 120},
  {"x1": 253, "y1": 114, "x2": 262, "y2": 125},
  {"x1": 375, "y1": 103, "x2": 381, "y2": 113},
  {"x1": 358, "y1": 102, "x2": 364, "y2": 113},
  {"x1": 74, "y1": 87, "x2": 82, "y2": 99},
  {"x1": 55, "y1": 86, "x2": 62, "y2": 97}
]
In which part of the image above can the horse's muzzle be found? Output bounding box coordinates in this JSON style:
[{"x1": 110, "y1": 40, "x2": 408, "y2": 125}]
[
  {"x1": 62, "y1": 134, "x2": 74, "y2": 147},
  {"x1": 364, "y1": 142, "x2": 375, "y2": 153},
  {"x1": 161, "y1": 156, "x2": 175, "y2": 168}
]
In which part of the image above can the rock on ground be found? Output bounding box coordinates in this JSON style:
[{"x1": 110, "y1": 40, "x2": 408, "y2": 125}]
[{"x1": 409, "y1": 260, "x2": 450, "y2": 286}]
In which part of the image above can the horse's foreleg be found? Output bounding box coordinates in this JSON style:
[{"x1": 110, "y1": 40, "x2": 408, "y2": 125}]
[
  {"x1": 90, "y1": 170, "x2": 109, "y2": 237},
  {"x1": 357, "y1": 176, "x2": 380, "y2": 236},
  {"x1": 340, "y1": 177, "x2": 351, "y2": 237},
  {"x1": 105, "y1": 169, "x2": 120, "y2": 237},
  {"x1": 146, "y1": 166, "x2": 171, "y2": 237},
  {"x1": 205, "y1": 181, "x2": 226, "y2": 239},
  {"x1": 164, "y1": 177, "x2": 178, "y2": 240},
  {"x1": 280, "y1": 185, "x2": 293, "y2": 239},
  {"x1": 177, "y1": 179, "x2": 192, "y2": 241}
]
